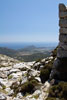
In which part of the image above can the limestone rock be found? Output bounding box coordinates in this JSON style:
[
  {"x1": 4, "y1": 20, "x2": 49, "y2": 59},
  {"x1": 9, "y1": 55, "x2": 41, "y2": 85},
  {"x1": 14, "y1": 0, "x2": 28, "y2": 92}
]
[
  {"x1": 0, "y1": 71, "x2": 7, "y2": 79},
  {"x1": 16, "y1": 92, "x2": 23, "y2": 99},
  {"x1": 0, "y1": 93, "x2": 7, "y2": 100},
  {"x1": 8, "y1": 69, "x2": 20, "y2": 75},
  {"x1": 8, "y1": 90, "x2": 14, "y2": 96},
  {"x1": 27, "y1": 69, "x2": 40, "y2": 77}
]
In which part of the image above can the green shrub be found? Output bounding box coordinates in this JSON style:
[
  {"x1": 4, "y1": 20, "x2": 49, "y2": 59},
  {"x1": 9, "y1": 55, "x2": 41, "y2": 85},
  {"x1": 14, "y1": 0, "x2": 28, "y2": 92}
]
[
  {"x1": 8, "y1": 75, "x2": 13, "y2": 79},
  {"x1": 20, "y1": 79, "x2": 38, "y2": 95},
  {"x1": 40, "y1": 69, "x2": 50, "y2": 83},
  {"x1": 40, "y1": 59, "x2": 54, "y2": 83},
  {"x1": 33, "y1": 94, "x2": 39, "y2": 99},
  {"x1": 44, "y1": 59, "x2": 54, "y2": 70},
  {"x1": 48, "y1": 82, "x2": 67, "y2": 99},
  {"x1": 46, "y1": 97, "x2": 56, "y2": 100},
  {"x1": 2, "y1": 85, "x2": 6, "y2": 90},
  {"x1": 10, "y1": 79, "x2": 39, "y2": 96}
]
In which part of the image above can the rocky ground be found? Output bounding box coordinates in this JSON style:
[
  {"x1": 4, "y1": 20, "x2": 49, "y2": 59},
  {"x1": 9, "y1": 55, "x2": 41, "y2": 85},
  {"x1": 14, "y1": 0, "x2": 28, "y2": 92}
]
[{"x1": 0, "y1": 54, "x2": 53, "y2": 100}]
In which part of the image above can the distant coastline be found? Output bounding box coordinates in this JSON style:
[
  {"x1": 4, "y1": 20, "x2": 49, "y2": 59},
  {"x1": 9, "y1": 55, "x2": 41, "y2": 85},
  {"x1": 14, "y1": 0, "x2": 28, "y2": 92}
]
[{"x1": 0, "y1": 42, "x2": 58, "y2": 50}]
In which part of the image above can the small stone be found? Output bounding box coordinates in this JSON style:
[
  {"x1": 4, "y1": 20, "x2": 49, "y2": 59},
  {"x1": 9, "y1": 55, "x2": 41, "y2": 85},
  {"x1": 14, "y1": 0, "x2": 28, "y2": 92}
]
[
  {"x1": 0, "y1": 71, "x2": 7, "y2": 79},
  {"x1": 50, "y1": 79, "x2": 55, "y2": 85},
  {"x1": 8, "y1": 90, "x2": 14, "y2": 96},
  {"x1": 17, "y1": 92, "x2": 23, "y2": 99},
  {"x1": 0, "y1": 93, "x2": 7, "y2": 100},
  {"x1": 35, "y1": 77, "x2": 41, "y2": 82}
]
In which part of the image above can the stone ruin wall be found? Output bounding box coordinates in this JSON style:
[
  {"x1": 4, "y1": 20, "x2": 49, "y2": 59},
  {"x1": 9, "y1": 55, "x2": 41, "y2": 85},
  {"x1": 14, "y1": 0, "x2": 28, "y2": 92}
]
[
  {"x1": 57, "y1": 4, "x2": 67, "y2": 58},
  {"x1": 50, "y1": 4, "x2": 67, "y2": 81}
]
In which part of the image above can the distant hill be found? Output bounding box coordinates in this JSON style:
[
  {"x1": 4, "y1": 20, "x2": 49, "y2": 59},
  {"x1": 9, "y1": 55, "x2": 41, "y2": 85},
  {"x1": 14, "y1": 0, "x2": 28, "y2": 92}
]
[
  {"x1": 18, "y1": 45, "x2": 37, "y2": 52},
  {"x1": 0, "y1": 46, "x2": 55, "y2": 61},
  {"x1": 0, "y1": 47, "x2": 18, "y2": 57}
]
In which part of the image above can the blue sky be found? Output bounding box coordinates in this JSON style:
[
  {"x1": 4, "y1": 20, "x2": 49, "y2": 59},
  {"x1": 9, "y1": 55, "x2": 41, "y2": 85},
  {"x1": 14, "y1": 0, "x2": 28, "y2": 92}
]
[{"x1": 0, "y1": 0, "x2": 67, "y2": 43}]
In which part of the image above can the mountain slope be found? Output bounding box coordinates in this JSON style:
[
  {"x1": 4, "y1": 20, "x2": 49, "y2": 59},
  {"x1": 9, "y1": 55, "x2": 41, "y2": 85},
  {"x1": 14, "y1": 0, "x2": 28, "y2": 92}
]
[{"x1": 0, "y1": 46, "x2": 55, "y2": 61}]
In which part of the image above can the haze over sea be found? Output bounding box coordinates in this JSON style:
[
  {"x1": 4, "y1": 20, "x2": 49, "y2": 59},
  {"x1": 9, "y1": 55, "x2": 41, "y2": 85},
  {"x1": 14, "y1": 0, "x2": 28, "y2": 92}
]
[{"x1": 0, "y1": 42, "x2": 58, "y2": 50}]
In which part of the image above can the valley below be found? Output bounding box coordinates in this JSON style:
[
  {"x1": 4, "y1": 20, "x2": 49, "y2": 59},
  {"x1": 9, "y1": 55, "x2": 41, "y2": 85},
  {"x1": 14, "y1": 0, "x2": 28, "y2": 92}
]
[{"x1": 0, "y1": 45, "x2": 55, "y2": 62}]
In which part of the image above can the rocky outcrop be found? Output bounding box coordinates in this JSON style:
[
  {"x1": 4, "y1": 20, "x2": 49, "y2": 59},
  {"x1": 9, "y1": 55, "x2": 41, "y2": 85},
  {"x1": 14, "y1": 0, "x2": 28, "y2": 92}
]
[
  {"x1": 0, "y1": 54, "x2": 52, "y2": 100},
  {"x1": 50, "y1": 4, "x2": 67, "y2": 81}
]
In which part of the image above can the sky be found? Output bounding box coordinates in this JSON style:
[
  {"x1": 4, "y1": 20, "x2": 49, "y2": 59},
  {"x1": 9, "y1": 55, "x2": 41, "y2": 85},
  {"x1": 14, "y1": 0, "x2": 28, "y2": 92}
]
[{"x1": 0, "y1": 0, "x2": 67, "y2": 43}]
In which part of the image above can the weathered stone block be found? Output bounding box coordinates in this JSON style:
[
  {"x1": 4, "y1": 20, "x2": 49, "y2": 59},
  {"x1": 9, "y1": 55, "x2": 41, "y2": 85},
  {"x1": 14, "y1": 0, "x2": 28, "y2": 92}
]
[
  {"x1": 57, "y1": 48, "x2": 67, "y2": 58},
  {"x1": 59, "y1": 28, "x2": 67, "y2": 34},
  {"x1": 59, "y1": 42, "x2": 67, "y2": 50},
  {"x1": 59, "y1": 19, "x2": 67, "y2": 27},
  {"x1": 59, "y1": 12, "x2": 67, "y2": 18},
  {"x1": 59, "y1": 34, "x2": 67, "y2": 42},
  {"x1": 59, "y1": 4, "x2": 66, "y2": 12}
]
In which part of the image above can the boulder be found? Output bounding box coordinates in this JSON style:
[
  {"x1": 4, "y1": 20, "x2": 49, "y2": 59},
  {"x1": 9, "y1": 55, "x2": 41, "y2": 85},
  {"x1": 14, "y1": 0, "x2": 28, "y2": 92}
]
[
  {"x1": 8, "y1": 69, "x2": 20, "y2": 75},
  {"x1": 9, "y1": 72, "x2": 22, "y2": 80},
  {"x1": 21, "y1": 76, "x2": 27, "y2": 84},
  {"x1": 27, "y1": 69, "x2": 40, "y2": 77},
  {"x1": 17, "y1": 92, "x2": 23, "y2": 99},
  {"x1": 0, "y1": 71, "x2": 7, "y2": 79},
  {"x1": 8, "y1": 90, "x2": 14, "y2": 96}
]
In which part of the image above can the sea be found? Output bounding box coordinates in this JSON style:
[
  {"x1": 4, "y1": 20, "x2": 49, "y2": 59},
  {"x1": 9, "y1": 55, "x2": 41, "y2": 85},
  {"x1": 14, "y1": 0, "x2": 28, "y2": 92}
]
[{"x1": 0, "y1": 42, "x2": 58, "y2": 50}]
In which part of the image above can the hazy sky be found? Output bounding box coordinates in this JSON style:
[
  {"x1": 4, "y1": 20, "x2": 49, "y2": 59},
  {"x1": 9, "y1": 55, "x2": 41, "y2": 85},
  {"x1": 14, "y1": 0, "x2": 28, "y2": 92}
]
[{"x1": 0, "y1": 0, "x2": 67, "y2": 43}]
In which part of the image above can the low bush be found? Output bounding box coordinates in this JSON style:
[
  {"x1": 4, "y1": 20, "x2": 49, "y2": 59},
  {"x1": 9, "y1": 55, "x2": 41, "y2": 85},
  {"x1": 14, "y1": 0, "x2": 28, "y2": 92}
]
[
  {"x1": 40, "y1": 59, "x2": 54, "y2": 83},
  {"x1": 48, "y1": 82, "x2": 67, "y2": 100},
  {"x1": 2, "y1": 85, "x2": 6, "y2": 90},
  {"x1": 46, "y1": 97, "x2": 56, "y2": 100},
  {"x1": 10, "y1": 79, "x2": 39, "y2": 96},
  {"x1": 8, "y1": 75, "x2": 13, "y2": 79},
  {"x1": 40, "y1": 69, "x2": 50, "y2": 83},
  {"x1": 20, "y1": 79, "x2": 38, "y2": 95}
]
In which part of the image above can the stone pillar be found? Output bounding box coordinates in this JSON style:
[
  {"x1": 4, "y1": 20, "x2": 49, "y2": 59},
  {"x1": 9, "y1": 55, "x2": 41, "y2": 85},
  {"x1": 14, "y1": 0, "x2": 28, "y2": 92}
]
[{"x1": 50, "y1": 4, "x2": 67, "y2": 81}]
